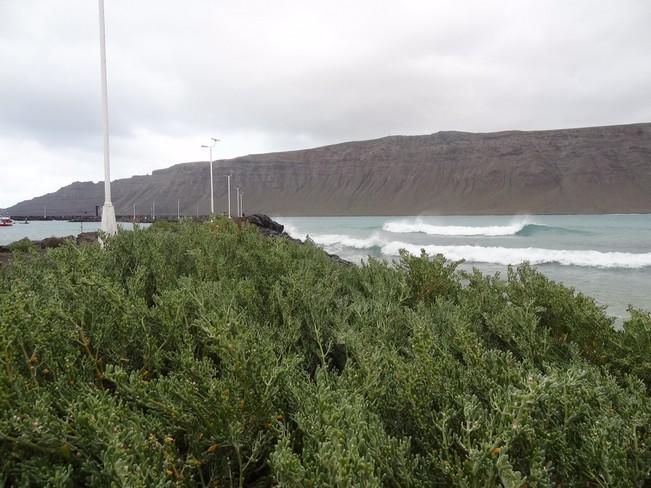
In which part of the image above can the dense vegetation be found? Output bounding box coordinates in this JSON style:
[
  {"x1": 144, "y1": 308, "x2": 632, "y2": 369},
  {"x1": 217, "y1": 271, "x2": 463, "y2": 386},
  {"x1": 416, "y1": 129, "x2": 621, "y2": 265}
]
[{"x1": 1, "y1": 219, "x2": 650, "y2": 487}]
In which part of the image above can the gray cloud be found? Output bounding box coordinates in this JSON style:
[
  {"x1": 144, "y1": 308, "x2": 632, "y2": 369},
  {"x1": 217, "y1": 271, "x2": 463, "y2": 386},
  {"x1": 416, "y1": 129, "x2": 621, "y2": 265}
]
[{"x1": 1, "y1": 0, "x2": 651, "y2": 207}]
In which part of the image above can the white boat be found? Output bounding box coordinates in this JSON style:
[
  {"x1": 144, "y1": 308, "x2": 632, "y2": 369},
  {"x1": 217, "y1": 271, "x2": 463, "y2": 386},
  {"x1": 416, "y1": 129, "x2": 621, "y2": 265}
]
[{"x1": 0, "y1": 216, "x2": 14, "y2": 227}]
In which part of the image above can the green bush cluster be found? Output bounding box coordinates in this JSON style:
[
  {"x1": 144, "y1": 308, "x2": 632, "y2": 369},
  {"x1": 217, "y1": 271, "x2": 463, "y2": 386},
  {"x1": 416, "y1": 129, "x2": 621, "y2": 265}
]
[{"x1": 1, "y1": 220, "x2": 650, "y2": 486}]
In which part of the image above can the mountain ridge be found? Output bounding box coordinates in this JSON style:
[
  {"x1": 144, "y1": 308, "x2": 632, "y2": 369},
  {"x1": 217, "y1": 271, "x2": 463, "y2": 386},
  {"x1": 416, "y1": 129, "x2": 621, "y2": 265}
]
[{"x1": 8, "y1": 122, "x2": 651, "y2": 216}]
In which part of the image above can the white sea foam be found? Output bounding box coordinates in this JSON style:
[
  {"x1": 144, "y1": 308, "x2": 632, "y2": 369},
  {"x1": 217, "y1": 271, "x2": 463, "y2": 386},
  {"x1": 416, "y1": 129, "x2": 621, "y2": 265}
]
[
  {"x1": 277, "y1": 221, "x2": 386, "y2": 248},
  {"x1": 311, "y1": 232, "x2": 386, "y2": 249},
  {"x1": 281, "y1": 222, "x2": 305, "y2": 240},
  {"x1": 383, "y1": 218, "x2": 531, "y2": 236},
  {"x1": 380, "y1": 242, "x2": 651, "y2": 269}
]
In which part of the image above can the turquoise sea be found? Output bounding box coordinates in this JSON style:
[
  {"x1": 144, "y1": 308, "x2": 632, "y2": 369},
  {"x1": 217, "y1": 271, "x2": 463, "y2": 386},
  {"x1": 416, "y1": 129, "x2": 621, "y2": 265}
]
[
  {"x1": 1, "y1": 215, "x2": 650, "y2": 321},
  {"x1": 276, "y1": 214, "x2": 651, "y2": 321}
]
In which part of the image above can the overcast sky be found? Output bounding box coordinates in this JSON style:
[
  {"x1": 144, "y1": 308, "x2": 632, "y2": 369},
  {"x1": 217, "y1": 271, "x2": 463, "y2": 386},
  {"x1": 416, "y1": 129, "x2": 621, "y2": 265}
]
[{"x1": 1, "y1": 0, "x2": 650, "y2": 207}]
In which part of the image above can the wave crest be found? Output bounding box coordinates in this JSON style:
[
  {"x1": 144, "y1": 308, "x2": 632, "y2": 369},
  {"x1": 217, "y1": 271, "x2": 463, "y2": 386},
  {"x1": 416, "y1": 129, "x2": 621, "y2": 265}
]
[
  {"x1": 383, "y1": 218, "x2": 531, "y2": 236},
  {"x1": 380, "y1": 242, "x2": 651, "y2": 269},
  {"x1": 311, "y1": 232, "x2": 386, "y2": 249}
]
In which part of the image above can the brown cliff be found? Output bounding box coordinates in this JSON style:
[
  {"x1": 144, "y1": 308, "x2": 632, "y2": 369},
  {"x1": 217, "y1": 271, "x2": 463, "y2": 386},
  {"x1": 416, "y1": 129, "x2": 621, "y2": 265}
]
[{"x1": 8, "y1": 122, "x2": 651, "y2": 216}]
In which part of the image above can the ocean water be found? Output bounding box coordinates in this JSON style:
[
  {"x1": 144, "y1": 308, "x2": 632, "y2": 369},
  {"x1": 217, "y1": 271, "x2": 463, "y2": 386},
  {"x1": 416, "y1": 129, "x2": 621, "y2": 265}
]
[
  {"x1": 2, "y1": 216, "x2": 649, "y2": 321},
  {"x1": 276, "y1": 214, "x2": 651, "y2": 321},
  {"x1": 0, "y1": 220, "x2": 144, "y2": 246}
]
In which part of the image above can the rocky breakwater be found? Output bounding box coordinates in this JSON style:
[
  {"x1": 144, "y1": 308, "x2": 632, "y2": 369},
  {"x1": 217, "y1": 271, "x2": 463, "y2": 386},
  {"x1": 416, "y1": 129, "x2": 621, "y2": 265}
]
[
  {"x1": 0, "y1": 232, "x2": 98, "y2": 267},
  {"x1": 236, "y1": 214, "x2": 352, "y2": 266},
  {"x1": 0, "y1": 216, "x2": 350, "y2": 268}
]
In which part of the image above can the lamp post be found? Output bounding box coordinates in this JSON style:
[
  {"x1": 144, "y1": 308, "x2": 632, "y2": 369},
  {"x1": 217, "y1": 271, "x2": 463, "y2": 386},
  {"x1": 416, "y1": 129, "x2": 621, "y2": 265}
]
[
  {"x1": 240, "y1": 190, "x2": 244, "y2": 217},
  {"x1": 201, "y1": 138, "x2": 219, "y2": 214},
  {"x1": 212, "y1": 174, "x2": 233, "y2": 217},
  {"x1": 227, "y1": 174, "x2": 231, "y2": 218},
  {"x1": 98, "y1": 0, "x2": 117, "y2": 235},
  {"x1": 236, "y1": 187, "x2": 240, "y2": 217}
]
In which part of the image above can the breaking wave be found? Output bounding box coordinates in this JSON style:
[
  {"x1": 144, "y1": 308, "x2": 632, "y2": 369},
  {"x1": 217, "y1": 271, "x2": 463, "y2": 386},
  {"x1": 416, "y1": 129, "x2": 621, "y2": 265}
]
[
  {"x1": 311, "y1": 232, "x2": 386, "y2": 249},
  {"x1": 279, "y1": 223, "x2": 387, "y2": 249},
  {"x1": 380, "y1": 242, "x2": 651, "y2": 269},
  {"x1": 280, "y1": 220, "x2": 644, "y2": 268},
  {"x1": 382, "y1": 219, "x2": 576, "y2": 237}
]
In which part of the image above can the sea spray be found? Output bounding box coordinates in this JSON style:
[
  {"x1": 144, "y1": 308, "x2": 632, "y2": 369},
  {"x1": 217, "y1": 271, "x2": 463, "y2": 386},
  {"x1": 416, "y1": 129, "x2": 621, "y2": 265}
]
[{"x1": 281, "y1": 222, "x2": 306, "y2": 240}]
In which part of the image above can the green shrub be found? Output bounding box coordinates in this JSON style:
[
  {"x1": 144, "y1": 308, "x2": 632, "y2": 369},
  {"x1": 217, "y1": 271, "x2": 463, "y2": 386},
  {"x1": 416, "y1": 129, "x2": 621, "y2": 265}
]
[
  {"x1": 270, "y1": 371, "x2": 421, "y2": 487},
  {"x1": 504, "y1": 264, "x2": 617, "y2": 365},
  {"x1": 610, "y1": 308, "x2": 651, "y2": 390},
  {"x1": 397, "y1": 249, "x2": 462, "y2": 306},
  {"x1": 1, "y1": 220, "x2": 650, "y2": 486},
  {"x1": 7, "y1": 238, "x2": 35, "y2": 253}
]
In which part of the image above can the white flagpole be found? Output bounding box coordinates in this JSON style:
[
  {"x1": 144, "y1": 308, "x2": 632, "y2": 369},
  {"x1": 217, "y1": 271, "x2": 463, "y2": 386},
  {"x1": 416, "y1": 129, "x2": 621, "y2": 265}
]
[{"x1": 98, "y1": 0, "x2": 117, "y2": 235}]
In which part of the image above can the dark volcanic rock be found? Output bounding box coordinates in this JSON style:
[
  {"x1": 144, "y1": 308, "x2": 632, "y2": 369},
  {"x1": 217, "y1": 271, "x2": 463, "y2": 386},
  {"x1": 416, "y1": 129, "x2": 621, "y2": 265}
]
[
  {"x1": 77, "y1": 232, "x2": 99, "y2": 245},
  {"x1": 38, "y1": 236, "x2": 73, "y2": 249},
  {"x1": 36, "y1": 233, "x2": 98, "y2": 248},
  {"x1": 0, "y1": 233, "x2": 98, "y2": 268},
  {"x1": 321, "y1": 249, "x2": 353, "y2": 267},
  {"x1": 240, "y1": 214, "x2": 352, "y2": 266},
  {"x1": 7, "y1": 122, "x2": 651, "y2": 216},
  {"x1": 238, "y1": 214, "x2": 285, "y2": 236},
  {"x1": 0, "y1": 245, "x2": 10, "y2": 267}
]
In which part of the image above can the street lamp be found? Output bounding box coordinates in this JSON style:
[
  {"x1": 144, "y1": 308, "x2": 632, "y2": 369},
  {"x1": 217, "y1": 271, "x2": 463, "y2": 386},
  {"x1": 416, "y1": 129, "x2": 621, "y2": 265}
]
[
  {"x1": 98, "y1": 0, "x2": 117, "y2": 235},
  {"x1": 213, "y1": 174, "x2": 232, "y2": 217},
  {"x1": 201, "y1": 138, "x2": 219, "y2": 214},
  {"x1": 225, "y1": 173, "x2": 232, "y2": 218}
]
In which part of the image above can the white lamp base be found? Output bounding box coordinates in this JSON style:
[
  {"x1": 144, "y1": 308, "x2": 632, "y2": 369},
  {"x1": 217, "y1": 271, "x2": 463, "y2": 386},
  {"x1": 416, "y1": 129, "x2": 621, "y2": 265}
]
[{"x1": 100, "y1": 202, "x2": 118, "y2": 235}]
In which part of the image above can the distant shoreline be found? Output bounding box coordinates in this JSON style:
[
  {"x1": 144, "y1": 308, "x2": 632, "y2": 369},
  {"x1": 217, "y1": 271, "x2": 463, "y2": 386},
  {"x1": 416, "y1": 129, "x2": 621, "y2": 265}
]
[{"x1": 5, "y1": 210, "x2": 651, "y2": 221}]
